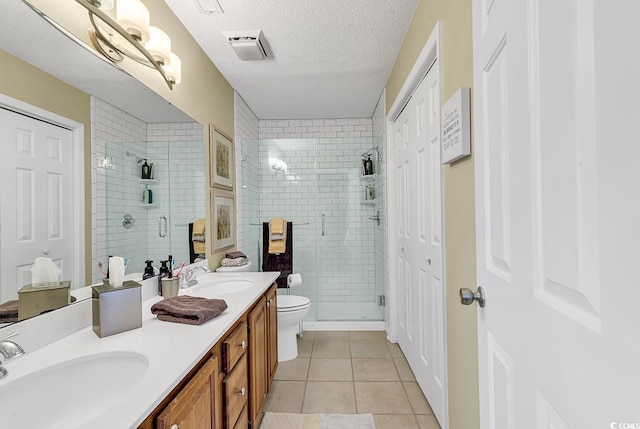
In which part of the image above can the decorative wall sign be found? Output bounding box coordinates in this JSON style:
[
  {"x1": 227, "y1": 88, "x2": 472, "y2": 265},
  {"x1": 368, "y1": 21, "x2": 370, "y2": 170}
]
[
  {"x1": 442, "y1": 87, "x2": 471, "y2": 164},
  {"x1": 209, "y1": 124, "x2": 234, "y2": 190}
]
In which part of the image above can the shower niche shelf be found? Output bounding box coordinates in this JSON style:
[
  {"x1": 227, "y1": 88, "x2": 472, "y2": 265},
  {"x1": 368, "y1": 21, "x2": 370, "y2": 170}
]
[
  {"x1": 361, "y1": 200, "x2": 376, "y2": 205},
  {"x1": 360, "y1": 174, "x2": 376, "y2": 181},
  {"x1": 139, "y1": 203, "x2": 157, "y2": 208},
  {"x1": 139, "y1": 179, "x2": 159, "y2": 185}
]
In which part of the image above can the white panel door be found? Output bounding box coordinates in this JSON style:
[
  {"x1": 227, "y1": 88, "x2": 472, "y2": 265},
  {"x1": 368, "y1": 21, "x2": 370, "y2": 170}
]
[
  {"x1": 473, "y1": 0, "x2": 640, "y2": 427},
  {"x1": 393, "y1": 62, "x2": 446, "y2": 425},
  {"x1": 0, "y1": 108, "x2": 74, "y2": 302}
]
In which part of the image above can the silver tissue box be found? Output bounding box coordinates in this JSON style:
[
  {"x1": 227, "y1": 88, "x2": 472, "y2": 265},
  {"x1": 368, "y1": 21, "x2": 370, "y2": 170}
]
[{"x1": 92, "y1": 280, "x2": 142, "y2": 338}]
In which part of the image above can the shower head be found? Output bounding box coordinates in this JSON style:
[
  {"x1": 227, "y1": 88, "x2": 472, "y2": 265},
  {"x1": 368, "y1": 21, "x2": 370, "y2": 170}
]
[{"x1": 125, "y1": 151, "x2": 145, "y2": 164}]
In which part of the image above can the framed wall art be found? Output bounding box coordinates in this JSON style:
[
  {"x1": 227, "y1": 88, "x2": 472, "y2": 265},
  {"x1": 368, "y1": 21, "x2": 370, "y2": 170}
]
[
  {"x1": 210, "y1": 189, "x2": 235, "y2": 253},
  {"x1": 209, "y1": 124, "x2": 234, "y2": 190}
]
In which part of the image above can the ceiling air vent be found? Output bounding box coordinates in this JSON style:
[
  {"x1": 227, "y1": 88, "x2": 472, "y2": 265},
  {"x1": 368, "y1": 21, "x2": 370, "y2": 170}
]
[
  {"x1": 222, "y1": 30, "x2": 268, "y2": 61},
  {"x1": 195, "y1": 0, "x2": 223, "y2": 14}
]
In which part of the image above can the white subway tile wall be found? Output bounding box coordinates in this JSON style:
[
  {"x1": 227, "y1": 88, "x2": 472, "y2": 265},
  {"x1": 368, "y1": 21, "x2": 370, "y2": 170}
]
[
  {"x1": 91, "y1": 97, "x2": 204, "y2": 284},
  {"x1": 259, "y1": 118, "x2": 373, "y2": 140},
  {"x1": 235, "y1": 93, "x2": 261, "y2": 268}
]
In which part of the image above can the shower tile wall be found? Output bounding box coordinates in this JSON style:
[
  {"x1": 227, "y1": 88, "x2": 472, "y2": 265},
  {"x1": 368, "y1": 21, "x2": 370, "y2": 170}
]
[
  {"x1": 235, "y1": 92, "x2": 261, "y2": 268},
  {"x1": 91, "y1": 97, "x2": 147, "y2": 284},
  {"x1": 258, "y1": 117, "x2": 377, "y2": 309},
  {"x1": 146, "y1": 123, "x2": 205, "y2": 270},
  {"x1": 91, "y1": 97, "x2": 203, "y2": 284}
]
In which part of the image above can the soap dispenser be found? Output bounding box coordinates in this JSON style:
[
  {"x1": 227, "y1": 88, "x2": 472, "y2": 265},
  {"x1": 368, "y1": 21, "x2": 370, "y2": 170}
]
[
  {"x1": 141, "y1": 159, "x2": 150, "y2": 179},
  {"x1": 158, "y1": 260, "x2": 170, "y2": 295},
  {"x1": 143, "y1": 260, "x2": 155, "y2": 280}
]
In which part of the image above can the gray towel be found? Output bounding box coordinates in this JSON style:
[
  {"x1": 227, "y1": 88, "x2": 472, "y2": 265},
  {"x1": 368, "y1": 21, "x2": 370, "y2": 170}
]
[{"x1": 151, "y1": 296, "x2": 227, "y2": 325}]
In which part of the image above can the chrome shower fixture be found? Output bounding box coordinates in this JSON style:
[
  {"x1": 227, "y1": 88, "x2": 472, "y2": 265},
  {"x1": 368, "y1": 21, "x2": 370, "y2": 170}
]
[{"x1": 125, "y1": 150, "x2": 145, "y2": 164}]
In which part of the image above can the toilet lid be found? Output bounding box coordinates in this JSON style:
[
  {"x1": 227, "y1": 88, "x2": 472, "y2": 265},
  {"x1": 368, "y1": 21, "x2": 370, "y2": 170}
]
[{"x1": 277, "y1": 295, "x2": 310, "y2": 311}]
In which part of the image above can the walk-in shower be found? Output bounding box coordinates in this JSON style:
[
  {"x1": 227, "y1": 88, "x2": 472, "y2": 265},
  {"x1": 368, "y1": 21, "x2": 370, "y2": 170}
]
[{"x1": 240, "y1": 137, "x2": 384, "y2": 328}]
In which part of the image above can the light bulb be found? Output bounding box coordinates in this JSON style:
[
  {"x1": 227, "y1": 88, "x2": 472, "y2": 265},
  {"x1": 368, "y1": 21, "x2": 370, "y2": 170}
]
[
  {"x1": 116, "y1": 0, "x2": 150, "y2": 43},
  {"x1": 146, "y1": 27, "x2": 172, "y2": 65}
]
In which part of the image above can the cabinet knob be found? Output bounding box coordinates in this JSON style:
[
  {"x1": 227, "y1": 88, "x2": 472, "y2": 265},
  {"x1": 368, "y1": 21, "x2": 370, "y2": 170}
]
[
  {"x1": 237, "y1": 387, "x2": 246, "y2": 396},
  {"x1": 237, "y1": 340, "x2": 246, "y2": 349},
  {"x1": 170, "y1": 425, "x2": 179, "y2": 429}
]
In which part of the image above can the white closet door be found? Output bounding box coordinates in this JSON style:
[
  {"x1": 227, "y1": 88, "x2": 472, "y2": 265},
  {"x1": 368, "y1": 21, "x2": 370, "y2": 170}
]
[
  {"x1": 0, "y1": 108, "x2": 74, "y2": 301},
  {"x1": 393, "y1": 62, "x2": 446, "y2": 425},
  {"x1": 472, "y1": 0, "x2": 640, "y2": 427}
]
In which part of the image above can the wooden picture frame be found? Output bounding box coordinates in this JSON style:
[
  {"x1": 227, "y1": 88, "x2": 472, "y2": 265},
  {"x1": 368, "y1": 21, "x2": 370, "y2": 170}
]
[
  {"x1": 209, "y1": 124, "x2": 234, "y2": 190},
  {"x1": 210, "y1": 189, "x2": 235, "y2": 253}
]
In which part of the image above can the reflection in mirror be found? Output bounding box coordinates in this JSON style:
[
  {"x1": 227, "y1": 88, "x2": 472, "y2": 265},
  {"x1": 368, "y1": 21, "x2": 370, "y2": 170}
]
[{"x1": 0, "y1": 1, "x2": 205, "y2": 326}]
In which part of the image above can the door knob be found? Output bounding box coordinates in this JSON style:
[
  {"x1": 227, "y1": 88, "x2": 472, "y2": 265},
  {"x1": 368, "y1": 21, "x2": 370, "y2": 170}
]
[{"x1": 459, "y1": 286, "x2": 486, "y2": 308}]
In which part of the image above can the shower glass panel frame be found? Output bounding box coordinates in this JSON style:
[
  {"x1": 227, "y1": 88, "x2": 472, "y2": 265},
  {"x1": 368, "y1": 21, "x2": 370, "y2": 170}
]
[
  {"x1": 105, "y1": 140, "x2": 205, "y2": 276},
  {"x1": 257, "y1": 138, "x2": 383, "y2": 322}
]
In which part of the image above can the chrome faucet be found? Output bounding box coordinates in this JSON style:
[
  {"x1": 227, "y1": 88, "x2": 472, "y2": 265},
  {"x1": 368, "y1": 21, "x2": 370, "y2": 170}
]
[
  {"x1": 0, "y1": 336, "x2": 25, "y2": 380},
  {"x1": 180, "y1": 265, "x2": 211, "y2": 288}
]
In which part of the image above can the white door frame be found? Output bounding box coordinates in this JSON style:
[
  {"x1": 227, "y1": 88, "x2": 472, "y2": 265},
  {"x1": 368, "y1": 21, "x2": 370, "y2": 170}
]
[
  {"x1": 386, "y1": 21, "x2": 447, "y2": 426},
  {"x1": 0, "y1": 93, "x2": 85, "y2": 289}
]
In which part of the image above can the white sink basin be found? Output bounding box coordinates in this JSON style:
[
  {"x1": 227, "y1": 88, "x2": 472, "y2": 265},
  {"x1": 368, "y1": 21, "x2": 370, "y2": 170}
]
[
  {"x1": 0, "y1": 351, "x2": 148, "y2": 428},
  {"x1": 191, "y1": 275, "x2": 256, "y2": 295}
]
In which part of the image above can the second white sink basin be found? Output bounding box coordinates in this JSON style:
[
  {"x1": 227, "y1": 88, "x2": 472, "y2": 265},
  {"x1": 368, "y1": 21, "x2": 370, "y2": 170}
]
[
  {"x1": 0, "y1": 351, "x2": 148, "y2": 428},
  {"x1": 191, "y1": 275, "x2": 256, "y2": 296}
]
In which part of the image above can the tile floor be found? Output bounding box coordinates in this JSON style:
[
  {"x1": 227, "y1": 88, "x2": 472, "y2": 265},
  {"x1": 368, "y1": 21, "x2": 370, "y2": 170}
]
[{"x1": 263, "y1": 331, "x2": 442, "y2": 429}]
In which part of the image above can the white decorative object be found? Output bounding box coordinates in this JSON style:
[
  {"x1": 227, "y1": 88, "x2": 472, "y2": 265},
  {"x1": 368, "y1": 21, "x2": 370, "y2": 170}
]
[{"x1": 442, "y1": 87, "x2": 471, "y2": 164}]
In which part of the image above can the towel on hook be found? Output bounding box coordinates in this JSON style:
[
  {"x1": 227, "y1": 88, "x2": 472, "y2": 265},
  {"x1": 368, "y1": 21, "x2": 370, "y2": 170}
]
[
  {"x1": 268, "y1": 218, "x2": 287, "y2": 254},
  {"x1": 193, "y1": 241, "x2": 206, "y2": 254}
]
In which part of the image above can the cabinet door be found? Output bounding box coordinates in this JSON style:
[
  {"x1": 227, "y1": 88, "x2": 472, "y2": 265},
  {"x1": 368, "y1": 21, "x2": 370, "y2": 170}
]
[
  {"x1": 266, "y1": 285, "x2": 278, "y2": 386},
  {"x1": 248, "y1": 297, "x2": 267, "y2": 428},
  {"x1": 156, "y1": 355, "x2": 219, "y2": 429}
]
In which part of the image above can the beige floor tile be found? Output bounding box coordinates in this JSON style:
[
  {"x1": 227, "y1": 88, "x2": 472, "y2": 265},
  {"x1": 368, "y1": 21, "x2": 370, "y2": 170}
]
[
  {"x1": 386, "y1": 341, "x2": 405, "y2": 358},
  {"x1": 349, "y1": 331, "x2": 387, "y2": 341},
  {"x1": 264, "y1": 381, "x2": 306, "y2": 413},
  {"x1": 374, "y1": 414, "x2": 419, "y2": 429},
  {"x1": 308, "y1": 358, "x2": 353, "y2": 381},
  {"x1": 312, "y1": 340, "x2": 351, "y2": 358},
  {"x1": 299, "y1": 331, "x2": 315, "y2": 341},
  {"x1": 302, "y1": 381, "x2": 356, "y2": 414},
  {"x1": 350, "y1": 340, "x2": 391, "y2": 358},
  {"x1": 274, "y1": 358, "x2": 310, "y2": 381},
  {"x1": 354, "y1": 381, "x2": 413, "y2": 414},
  {"x1": 315, "y1": 331, "x2": 349, "y2": 341},
  {"x1": 394, "y1": 357, "x2": 416, "y2": 381},
  {"x1": 416, "y1": 414, "x2": 441, "y2": 429},
  {"x1": 352, "y1": 358, "x2": 399, "y2": 381},
  {"x1": 297, "y1": 339, "x2": 314, "y2": 358},
  {"x1": 403, "y1": 382, "x2": 434, "y2": 414}
]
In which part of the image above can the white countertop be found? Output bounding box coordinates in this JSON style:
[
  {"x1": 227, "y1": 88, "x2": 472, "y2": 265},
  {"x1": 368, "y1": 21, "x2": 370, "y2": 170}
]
[{"x1": 0, "y1": 271, "x2": 279, "y2": 429}]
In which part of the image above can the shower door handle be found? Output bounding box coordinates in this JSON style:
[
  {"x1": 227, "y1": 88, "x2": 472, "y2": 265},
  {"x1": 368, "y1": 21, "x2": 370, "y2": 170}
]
[
  {"x1": 321, "y1": 214, "x2": 325, "y2": 236},
  {"x1": 159, "y1": 216, "x2": 167, "y2": 237}
]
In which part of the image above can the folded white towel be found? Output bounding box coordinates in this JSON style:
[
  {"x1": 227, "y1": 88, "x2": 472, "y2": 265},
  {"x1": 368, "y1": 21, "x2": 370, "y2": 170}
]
[{"x1": 221, "y1": 258, "x2": 248, "y2": 267}]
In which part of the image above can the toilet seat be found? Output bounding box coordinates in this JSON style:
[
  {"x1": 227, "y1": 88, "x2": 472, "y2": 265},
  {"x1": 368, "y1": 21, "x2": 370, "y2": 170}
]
[{"x1": 277, "y1": 295, "x2": 310, "y2": 312}]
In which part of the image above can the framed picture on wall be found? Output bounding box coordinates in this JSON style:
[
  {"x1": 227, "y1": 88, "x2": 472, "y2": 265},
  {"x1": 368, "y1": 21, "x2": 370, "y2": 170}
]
[
  {"x1": 210, "y1": 189, "x2": 235, "y2": 253},
  {"x1": 209, "y1": 124, "x2": 234, "y2": 190}
]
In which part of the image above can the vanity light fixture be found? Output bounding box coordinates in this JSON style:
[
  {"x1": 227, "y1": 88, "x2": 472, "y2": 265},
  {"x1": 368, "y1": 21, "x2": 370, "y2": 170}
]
[{"x1": 75, "y1": 0, "x2": 181, "y2": 89}]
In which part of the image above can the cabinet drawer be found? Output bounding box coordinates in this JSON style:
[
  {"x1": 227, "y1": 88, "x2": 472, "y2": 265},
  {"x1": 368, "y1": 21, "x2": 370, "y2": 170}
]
[
  {"x1": 223, "y1": 321, "x2": 247, "y2": 373},
  {"x1": 224, "y1": 353, "x2": 248, "y2": 428}
]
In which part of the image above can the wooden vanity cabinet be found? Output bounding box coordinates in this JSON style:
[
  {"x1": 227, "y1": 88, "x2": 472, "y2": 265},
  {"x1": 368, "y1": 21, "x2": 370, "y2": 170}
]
[
  {"x1": 248, "y1": 283, "x2": 278, "y2": 429},
  {"x1": 222, "y1": 322, "x2": 249, "y2": 428},
  {"x1": 148, "y1": 352, "x2": 222, "y2": 429}
]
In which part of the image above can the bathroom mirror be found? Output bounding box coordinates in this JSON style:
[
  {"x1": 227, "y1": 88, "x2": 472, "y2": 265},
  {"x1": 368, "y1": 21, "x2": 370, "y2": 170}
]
[{"x1": 0, "y1": 1, "x2": 205, "y2": 326}]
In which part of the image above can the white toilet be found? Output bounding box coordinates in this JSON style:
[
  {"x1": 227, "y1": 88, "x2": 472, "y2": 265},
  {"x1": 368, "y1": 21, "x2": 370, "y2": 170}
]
[
  {"x1": 276, "y1": 293, "x2": 310, "y2": 362},
  {"x1": 216, "y1": 262, "x2": 310, "y2": 362}
]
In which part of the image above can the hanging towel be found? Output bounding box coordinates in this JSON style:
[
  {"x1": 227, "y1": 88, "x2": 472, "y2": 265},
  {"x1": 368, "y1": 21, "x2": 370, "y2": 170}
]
[
  {"x1": 151, "y1": 295, "x2": 227, "y2": 325},
  {"x1": 268, "y1": 218, "x2": 287, "y2": 254},
  {"x1": 262, "y1": 222, "x2": 293, "y2": 288},
  {"x1": 192, "y1": 218, "x2": 206, "y2": 241},
  {"x1": 193, "y1": 241, "x2": 206, "y2": 254}
]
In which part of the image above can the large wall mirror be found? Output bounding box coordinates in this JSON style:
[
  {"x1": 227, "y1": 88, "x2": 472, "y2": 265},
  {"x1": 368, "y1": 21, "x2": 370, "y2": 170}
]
[{"x1": 0, "y1": 1, "x2": 205, "y2": 326}]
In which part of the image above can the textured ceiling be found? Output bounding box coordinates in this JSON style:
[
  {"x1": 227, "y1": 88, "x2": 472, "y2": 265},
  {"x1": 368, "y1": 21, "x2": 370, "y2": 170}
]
[{"x1": 164, "y1": 0, "x2": 419, "y2": 119}]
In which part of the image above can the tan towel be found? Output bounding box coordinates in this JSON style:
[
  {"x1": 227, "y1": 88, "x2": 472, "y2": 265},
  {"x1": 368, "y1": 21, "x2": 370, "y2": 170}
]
[
  {"x1": 192, "y1": 218, "x2": 205, "y2": 236},
  {"x1": 151, "y1": 295, "x2": 227, "y2": 325},
  {"x1": 269, "y1": 218, "x2": 287, "y2": 254},
  {"x1": 193, "y1": 240, "x2": 206, "y2": 254}
]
